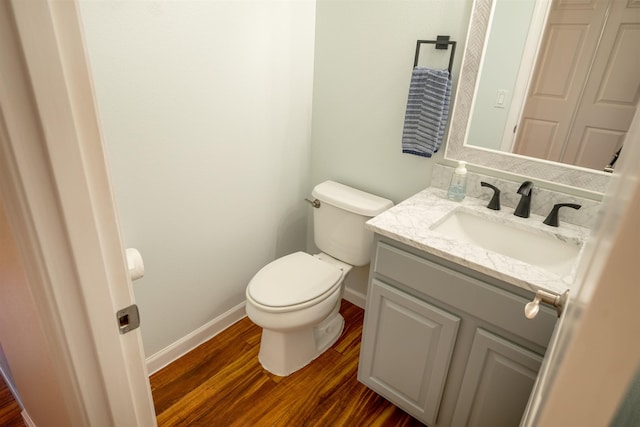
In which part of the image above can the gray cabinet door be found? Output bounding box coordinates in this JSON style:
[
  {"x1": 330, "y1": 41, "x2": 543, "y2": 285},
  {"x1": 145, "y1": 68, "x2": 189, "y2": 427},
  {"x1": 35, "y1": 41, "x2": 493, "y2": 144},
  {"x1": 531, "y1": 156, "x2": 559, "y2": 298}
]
[
  {"x1": 452, "y1": 328, "x2": 543, "y2": 427},
  {"x1": 359, "y1": 279, "x2": 460, "y2": 425}
]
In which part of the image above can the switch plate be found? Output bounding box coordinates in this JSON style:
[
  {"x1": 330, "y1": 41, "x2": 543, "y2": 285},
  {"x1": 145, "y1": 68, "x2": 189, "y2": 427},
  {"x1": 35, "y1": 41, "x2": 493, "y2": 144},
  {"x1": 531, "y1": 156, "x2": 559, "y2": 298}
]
[{"x1": 495, "y1": 89, "x2": 507, "y2": 108}]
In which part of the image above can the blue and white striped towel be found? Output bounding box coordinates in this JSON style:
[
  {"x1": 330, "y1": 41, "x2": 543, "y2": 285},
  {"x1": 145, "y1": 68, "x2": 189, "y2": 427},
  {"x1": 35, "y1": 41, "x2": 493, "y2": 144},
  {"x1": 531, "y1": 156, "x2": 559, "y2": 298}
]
[{"x1": 401, "y1": 67, "x2": 452, "y2": 157}]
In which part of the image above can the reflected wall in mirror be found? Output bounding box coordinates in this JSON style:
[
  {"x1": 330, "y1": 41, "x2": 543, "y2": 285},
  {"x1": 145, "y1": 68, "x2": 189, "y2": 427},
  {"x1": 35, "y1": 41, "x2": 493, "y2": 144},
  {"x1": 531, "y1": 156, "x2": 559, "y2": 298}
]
[
  {"x1": 444, "y1": 0, "x2": 634, "y2": 194},
  {"x1": 467, "y1": 0, "x2": 640, "y2": 172}
]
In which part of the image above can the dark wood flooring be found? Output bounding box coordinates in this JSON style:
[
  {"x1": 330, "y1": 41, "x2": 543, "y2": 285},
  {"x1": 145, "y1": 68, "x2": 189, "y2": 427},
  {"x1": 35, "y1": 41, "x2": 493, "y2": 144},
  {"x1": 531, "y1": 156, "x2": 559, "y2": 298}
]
[
  {"x1": 0, "y1": 374, "x2": 24, "y2": 427},
  {"x1": 150, "y1": 300, "x2": 422, "y2": 426},
  {"x1": 0, "y1": 301, "x2": 420, "y2": 426}
]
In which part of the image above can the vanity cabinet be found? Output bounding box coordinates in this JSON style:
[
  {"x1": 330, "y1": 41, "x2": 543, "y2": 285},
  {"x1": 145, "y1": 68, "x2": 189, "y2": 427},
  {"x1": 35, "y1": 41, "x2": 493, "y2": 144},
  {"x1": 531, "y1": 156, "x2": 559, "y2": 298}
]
[{"x1": 358, "y1": 236, "x2": 558, "y2": 426}]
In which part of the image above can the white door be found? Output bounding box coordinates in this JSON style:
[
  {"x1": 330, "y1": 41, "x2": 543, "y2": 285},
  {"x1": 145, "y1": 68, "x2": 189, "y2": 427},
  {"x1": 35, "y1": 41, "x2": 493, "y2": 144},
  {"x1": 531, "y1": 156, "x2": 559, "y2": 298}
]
[
  {"x1": 513, "y1": 0, "x2": 640, "y2": 170},
  {"x1": 513, "y1": 0, "x2": 609, "y2": 161},
  {"x1": 0, "y1": 1, "x2": 156, "y2": 425},
  {"x1": 522, "y1": 102, "x2": 640, "y2": 423},
  {"x1": 562, "y1": 0, "x2": 640, "y2": 170}
]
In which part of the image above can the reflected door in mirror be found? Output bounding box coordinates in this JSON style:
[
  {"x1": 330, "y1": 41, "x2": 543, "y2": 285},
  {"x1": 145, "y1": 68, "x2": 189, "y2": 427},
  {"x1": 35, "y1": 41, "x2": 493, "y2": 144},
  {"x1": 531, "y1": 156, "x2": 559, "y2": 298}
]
[{"x1": 514, "y1": 0, "x2": 640, "y2": 171}]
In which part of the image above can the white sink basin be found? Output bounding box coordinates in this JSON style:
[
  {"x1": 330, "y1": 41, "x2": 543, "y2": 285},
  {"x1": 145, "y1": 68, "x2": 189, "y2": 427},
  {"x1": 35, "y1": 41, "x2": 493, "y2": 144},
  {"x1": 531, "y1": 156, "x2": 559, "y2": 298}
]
[{"x1": 431, "y1": 208, "x2": 582, "y2": 277}]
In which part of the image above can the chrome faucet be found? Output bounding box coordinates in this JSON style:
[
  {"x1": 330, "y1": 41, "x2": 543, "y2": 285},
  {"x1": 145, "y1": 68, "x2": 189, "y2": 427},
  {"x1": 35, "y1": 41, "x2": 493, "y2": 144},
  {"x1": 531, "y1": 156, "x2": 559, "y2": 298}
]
[{"x1": 514, "y1": 181, "x2": 533, "y2": 218}]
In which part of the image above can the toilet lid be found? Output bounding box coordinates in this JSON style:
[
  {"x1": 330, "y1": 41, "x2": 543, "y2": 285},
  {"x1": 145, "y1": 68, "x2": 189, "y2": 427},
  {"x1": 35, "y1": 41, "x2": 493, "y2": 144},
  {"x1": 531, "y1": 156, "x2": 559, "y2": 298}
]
[{"x1": 247, "y1": 252, "x2": 343, "y2": 308}]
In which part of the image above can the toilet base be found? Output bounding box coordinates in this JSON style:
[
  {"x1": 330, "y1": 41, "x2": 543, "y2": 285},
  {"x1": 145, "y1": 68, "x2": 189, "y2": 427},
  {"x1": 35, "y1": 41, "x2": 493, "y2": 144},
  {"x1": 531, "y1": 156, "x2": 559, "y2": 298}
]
[{"x1": 258, "y1": 313, "x2": 345, "y2": 377}]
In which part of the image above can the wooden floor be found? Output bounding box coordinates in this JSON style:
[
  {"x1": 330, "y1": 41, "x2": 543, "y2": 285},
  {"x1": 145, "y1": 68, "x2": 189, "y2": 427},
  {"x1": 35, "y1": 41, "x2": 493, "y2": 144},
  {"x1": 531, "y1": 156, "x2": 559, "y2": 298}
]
[
  {"x1": 0, "y1": 374, "x2": 24, "y2": 427},
  {"x1": 0, "y1": 301, "x2": 420, "y2": 425},
  {"x1": 150, "y1": 300, "x2": 423, "y2": 426}
]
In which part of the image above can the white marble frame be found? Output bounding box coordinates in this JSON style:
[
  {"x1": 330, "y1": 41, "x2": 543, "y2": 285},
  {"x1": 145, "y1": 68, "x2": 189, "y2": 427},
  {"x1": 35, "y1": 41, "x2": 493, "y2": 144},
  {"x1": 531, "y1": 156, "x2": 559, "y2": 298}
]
[{"x1": 444, "y1": 0, "x2": 610, "y2": 195}]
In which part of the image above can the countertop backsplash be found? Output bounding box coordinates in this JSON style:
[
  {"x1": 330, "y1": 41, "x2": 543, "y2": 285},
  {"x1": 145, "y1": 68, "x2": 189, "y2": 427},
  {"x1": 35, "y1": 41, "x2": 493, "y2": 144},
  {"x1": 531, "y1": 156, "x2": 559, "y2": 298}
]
[{"x1": 431, "y1": 164, "x2": 601, "y2": 229}]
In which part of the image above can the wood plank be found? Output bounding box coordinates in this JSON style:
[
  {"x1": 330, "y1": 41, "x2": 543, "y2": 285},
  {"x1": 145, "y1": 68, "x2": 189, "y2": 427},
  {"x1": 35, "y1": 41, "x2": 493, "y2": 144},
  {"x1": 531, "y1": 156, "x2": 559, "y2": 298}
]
[
  {"x1": 151, "y1": 300, "x2": 423, "y2": 426},
  {"x1": 0, "y1": 375, "x2": 24, "y2": 427}
]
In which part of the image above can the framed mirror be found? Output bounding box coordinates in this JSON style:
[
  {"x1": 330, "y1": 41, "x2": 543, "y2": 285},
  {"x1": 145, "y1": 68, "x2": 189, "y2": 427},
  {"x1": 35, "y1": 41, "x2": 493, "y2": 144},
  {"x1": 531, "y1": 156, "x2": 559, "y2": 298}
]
[{"x1": 444, "y1": 0, "x2": 626, "y2": 195}]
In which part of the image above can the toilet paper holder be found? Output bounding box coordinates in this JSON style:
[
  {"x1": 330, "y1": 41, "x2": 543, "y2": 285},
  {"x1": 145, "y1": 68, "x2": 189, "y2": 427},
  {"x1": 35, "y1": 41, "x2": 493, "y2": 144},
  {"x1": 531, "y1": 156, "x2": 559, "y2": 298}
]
[{"x1": 125, "y1": 248, "x2": 145, "y2": 281}]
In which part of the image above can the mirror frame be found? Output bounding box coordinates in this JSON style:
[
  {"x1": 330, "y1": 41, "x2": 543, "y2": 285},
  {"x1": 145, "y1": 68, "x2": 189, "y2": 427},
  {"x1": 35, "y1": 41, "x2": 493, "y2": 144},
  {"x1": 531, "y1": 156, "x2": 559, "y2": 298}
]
[{"x1": 444, "y1": 0, "x2": 610, "y2": 196}]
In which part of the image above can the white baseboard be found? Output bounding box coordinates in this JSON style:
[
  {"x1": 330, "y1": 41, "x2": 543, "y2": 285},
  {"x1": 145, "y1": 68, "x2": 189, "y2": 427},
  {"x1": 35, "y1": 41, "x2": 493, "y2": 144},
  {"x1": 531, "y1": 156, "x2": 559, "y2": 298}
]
[
  {"x1": 146, "y1": 292, "x2": 366, "y2": 376},
  {"x1": 343, "y1": 287, "x2": 366, "y2": 309},
  {"x1": 146, "y1": 301, "x2": 247, "y2": 375},
  {"x1": 22, "y1": 410, "x2": 35, "y2": 427}
]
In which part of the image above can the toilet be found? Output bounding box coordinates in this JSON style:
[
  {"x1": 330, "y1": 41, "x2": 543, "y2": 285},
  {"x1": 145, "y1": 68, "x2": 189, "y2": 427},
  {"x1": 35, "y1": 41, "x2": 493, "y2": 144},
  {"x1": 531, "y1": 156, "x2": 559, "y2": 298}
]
[{"x1": 245, "y1": 180, "x2": 393, "y2": 376}]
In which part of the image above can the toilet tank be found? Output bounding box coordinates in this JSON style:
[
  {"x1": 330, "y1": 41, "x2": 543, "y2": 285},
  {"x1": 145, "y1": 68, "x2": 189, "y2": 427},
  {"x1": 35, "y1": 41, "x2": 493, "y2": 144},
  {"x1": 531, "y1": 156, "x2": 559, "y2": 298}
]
[{"x1": 311, "y1": 181, "x2": 393, "y2": 266}]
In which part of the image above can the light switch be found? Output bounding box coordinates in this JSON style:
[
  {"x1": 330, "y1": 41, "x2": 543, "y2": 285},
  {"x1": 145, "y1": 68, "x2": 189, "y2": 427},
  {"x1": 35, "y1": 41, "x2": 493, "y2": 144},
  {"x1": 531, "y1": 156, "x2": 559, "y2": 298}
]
[{"x1": 494, "y1": 89, "x2": 507, "y2": 108}]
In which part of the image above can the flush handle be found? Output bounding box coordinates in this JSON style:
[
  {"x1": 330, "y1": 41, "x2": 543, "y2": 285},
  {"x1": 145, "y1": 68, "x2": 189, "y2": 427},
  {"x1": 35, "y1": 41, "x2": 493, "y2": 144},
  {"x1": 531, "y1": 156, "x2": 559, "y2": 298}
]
[{"x1": 305, "y1": 198, "x2": 320, "y2": 208}]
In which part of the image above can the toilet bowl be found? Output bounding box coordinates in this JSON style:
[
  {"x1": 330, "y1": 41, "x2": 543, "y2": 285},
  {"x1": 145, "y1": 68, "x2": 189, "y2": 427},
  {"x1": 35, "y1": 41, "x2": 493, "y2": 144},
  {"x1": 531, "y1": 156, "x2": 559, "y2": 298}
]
[
  {"x1": 245, "y1": 252, "x2": 352, "y2": 376},
  {"x1": 245, "y1": 181, "x2": 393, "y2": 376}
]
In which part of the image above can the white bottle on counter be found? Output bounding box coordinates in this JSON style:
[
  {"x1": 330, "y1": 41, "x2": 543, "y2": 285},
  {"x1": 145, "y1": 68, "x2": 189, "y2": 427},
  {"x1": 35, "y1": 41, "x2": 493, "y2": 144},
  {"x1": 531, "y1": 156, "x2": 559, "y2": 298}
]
[{"x1": 447, "y1": 160, "x2": 468, "y2": 202}]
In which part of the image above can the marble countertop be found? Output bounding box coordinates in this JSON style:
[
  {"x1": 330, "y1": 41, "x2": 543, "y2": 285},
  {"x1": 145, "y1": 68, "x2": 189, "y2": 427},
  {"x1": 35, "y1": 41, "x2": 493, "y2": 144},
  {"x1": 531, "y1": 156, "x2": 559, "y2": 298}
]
[{"x1": 366, "y1": 188, "x2": 591, "y2": 295}]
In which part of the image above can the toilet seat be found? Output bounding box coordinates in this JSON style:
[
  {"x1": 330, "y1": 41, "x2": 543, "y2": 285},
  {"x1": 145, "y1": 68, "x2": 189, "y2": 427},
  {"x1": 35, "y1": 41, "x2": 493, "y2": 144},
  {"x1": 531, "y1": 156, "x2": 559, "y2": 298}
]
[{"x1": 247, "y1": 252, "x2": 343, "y2": 312}]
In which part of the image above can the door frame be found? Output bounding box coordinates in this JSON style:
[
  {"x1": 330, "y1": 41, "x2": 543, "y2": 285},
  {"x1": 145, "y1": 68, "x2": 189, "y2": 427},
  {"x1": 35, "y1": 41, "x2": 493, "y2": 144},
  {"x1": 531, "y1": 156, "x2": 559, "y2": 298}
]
[{"x1": 0, "y1": 1, "x2": 156, "y2": 425}]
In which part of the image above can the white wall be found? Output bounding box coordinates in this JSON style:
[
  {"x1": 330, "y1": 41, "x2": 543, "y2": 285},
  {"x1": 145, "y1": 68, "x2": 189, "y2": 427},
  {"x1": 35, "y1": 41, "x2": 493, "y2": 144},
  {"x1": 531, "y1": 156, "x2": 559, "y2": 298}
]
[
  {"x1": 79, "y1": 0, "x2": 474, "y2": 357},
  {"x1": 467, "y1": 0, "x2": 535, "y2": 149},
  {"x1": 310, "y1": 0, "x2": 472, "y2": 297},
  {"x1": 79, "y1": 1, "x2": 317, "y2": 356},
  {"x1": 310, "y1": 0, "x2": 473, "y2": 203}
]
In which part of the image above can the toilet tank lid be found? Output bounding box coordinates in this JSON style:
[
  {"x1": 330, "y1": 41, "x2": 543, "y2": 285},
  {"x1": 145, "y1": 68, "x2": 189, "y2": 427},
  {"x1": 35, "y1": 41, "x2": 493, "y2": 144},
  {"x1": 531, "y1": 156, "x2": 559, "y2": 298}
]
[{"x1": 311, "y1": 181, "x2": 393, "y2": 216}]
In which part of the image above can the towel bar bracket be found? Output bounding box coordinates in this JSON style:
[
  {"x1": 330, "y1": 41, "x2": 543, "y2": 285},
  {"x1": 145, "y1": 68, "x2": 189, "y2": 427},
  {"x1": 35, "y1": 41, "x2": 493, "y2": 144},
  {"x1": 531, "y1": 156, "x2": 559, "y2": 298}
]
[{"x1": 435, "y1": 35, "x2": 450, "y2": 49}]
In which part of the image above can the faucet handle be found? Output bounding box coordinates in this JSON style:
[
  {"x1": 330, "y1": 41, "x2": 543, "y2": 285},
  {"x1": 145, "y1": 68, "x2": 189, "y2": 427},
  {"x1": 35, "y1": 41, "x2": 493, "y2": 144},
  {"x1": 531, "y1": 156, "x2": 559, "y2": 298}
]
[
  {"x1": 480, "y1": 182, "x2": 501, "y2": 210},
  {"x1": 543, "y1": 203, "x2": 581, "y2": 227}
]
